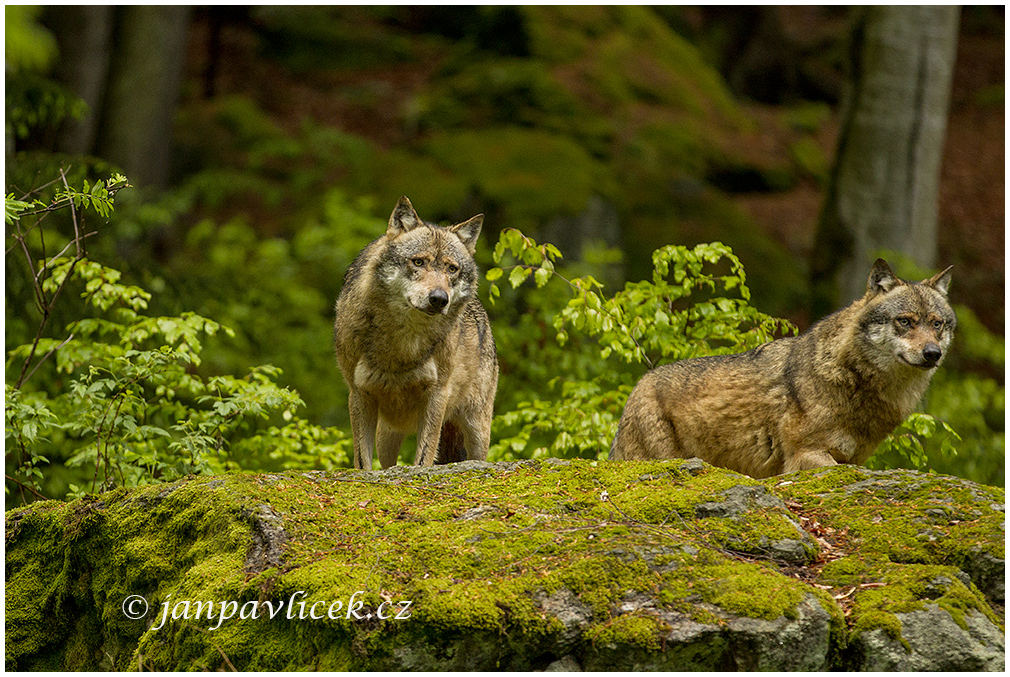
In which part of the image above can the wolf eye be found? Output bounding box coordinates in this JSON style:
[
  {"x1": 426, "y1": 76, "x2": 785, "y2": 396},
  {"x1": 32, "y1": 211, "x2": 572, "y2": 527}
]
[
  {"x1": 896, "y1": 317, "x2": 911, "y2": 327},
  {"x1": 447, "y1": 264, "x2": 459, "y2": 274},
  {"x1": 932, "y1": 319, "x2": 944, "y2": 330},
  {"x1": 412, "y1": 258, "x2": 425, "y2": 267}
]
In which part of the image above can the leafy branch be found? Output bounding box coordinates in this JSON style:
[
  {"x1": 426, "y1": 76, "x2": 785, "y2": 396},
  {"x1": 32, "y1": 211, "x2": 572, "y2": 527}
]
[
  {"x1": 487, "y1": 228, "x2": 796, "y2": 370},
  {"x1": 6, "y1": 170, "x2": 131, "y2": 389},
  {"x1": 5, "y1": 170, "x2": 351, "y2": 502}
]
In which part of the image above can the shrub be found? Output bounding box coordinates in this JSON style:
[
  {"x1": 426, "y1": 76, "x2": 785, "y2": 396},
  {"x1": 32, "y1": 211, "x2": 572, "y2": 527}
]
[{"x1": 5, "y1": 173, "x2": 350, "y2": 506}]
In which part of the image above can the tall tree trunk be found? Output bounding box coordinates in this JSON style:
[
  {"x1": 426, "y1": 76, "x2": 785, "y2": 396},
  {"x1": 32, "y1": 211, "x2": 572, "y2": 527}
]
[
  {"x1": 811, "y1": 6, "x2": 960, "y2": 315},
  {"x1": 48, "y1": 6, "x2": 115, "y2": 155},
  {"x1": 94, "y1": 6, "x2": 191, "y2": 188}
]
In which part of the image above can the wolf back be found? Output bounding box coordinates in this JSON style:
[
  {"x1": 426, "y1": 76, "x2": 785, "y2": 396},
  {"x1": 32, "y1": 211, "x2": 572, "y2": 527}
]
[
  {"x1": 609, "y1": 259, "x2": 955, "y2": 478},
  {"x1": 334, "y1": 196, "x2": 498, "y2": 470}
]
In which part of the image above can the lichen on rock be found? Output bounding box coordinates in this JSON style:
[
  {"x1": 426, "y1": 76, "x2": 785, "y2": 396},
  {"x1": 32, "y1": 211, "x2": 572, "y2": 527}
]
[{"x1": 4, "y1": 459, "x2": 1004, "y2": 670}]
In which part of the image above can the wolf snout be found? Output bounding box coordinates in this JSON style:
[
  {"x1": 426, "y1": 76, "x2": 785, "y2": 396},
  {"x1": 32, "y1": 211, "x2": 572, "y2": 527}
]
[
  {"x1": 921, "y1": 343, "x2": 942, "y2": 366},
  {"x1": 426, "y1": 289, "x2": 449, "y2": 313}
]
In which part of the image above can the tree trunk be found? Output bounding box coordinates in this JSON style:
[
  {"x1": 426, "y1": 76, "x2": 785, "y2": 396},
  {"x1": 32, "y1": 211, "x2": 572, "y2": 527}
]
[
  {"x1": 94, "y1": 6, "x2": 191, "y2": 188},
  {"x1": 47, "y1": 6, "x2": 115, "y2": 155},
  {"x1": 811, "y1": 6, "x2": 960, "y2": 315}
]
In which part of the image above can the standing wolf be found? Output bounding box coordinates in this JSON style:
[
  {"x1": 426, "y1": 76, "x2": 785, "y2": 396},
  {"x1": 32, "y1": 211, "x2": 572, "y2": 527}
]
[
  {"x1": 334, "y1": 196, "x2": 498, "y2": 469},
  {"x1": 610, "y1": 259, "x2": 955, "y2": 478}
]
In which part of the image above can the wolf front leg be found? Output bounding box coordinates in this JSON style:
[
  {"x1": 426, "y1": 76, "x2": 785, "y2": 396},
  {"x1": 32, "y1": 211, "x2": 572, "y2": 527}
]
[
  {"x1": 348, "y1": 387, "x2": 379, "y2": 470},
  {"x1": 414, "y1": 389, "x2": 451, "y2": 466},
  {"x1": 782, "y1": 449, "x2": 838, "y2": 474}
]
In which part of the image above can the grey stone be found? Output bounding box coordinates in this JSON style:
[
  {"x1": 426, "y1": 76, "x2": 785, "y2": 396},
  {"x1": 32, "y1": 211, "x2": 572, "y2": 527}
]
[
  {"x1": 854, "y1": 605, "x2": 1005, "y2": 671},
  {"x1": 544, "y1": 654, "x2": 582, "y2": 671}
]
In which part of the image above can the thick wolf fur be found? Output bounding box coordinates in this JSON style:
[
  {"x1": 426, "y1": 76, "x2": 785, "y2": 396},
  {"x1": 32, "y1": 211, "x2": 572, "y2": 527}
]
[
  {"x1": 610, "y1": 259, "x2": 955, "y2": 478},
  {"x1": 334, "y1": 196, "x2": 498, "y2": 469}
]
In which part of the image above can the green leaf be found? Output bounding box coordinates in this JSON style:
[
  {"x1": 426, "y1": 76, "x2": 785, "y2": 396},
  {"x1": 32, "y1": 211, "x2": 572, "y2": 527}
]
[{"x1": 508, "y1": 266, "x2": 531, "y2": 288}]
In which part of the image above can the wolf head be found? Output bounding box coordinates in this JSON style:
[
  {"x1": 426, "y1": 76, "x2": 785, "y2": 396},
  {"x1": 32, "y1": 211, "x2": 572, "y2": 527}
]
[
  {"x1": 859, "y1": 259, "x2": 956, "y2": 372},
  {"x1": 377, "y1": 196, "x2": 483, "y2": 317}
]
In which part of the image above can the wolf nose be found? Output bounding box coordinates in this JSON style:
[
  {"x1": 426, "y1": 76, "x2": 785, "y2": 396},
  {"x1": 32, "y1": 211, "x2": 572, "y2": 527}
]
[
  {"x1": 922, "y1": 343, "x2": 942, "y2": 366},
  {"x1": 427, "y1": 289, "x2": 449, "y2": 311}
]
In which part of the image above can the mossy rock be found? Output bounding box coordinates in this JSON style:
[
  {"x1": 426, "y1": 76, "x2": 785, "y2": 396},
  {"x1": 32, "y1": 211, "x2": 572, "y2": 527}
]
[{"x1": 5, "y1": 460, "x2": 1004, "y2": 670}]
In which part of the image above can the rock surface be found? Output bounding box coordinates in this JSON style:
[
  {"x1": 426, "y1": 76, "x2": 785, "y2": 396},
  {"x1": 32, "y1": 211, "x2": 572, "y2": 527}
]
[{"x1": 4, "y1": 459, "x2": 1004, "y2": 670}]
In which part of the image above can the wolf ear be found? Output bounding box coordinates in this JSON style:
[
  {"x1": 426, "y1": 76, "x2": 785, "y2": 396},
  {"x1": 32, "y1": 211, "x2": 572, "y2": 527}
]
[
  {"x1": 450, "y1": 214, "x2": 484, "y2": 255},
  {"x1": 923, "y1": 265, "x2": 953, "y2": 296},
  {"x1": 387, "y1": 196, "x2": 423, "y2": 238},
  {"x1": 867, "y1": 259, "x2": 902, "y2": 294}
]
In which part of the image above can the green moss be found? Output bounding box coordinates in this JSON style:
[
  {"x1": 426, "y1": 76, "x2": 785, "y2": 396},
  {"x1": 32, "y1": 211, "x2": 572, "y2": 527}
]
[
  {"x1": 524, "y1": 6, "x2": 743, "y2": 124},
  {"x1": 769, "y1": 466, "x2": 1004, "y2": 656},
  {"x1": 697, "y1": 562, "x2": 805, "y2": 621},
  {"x1": 854, "y1": 610, "x2": 909, "y2": 650},
  {"x1": 585, "y1": 613, "x2": 664, "y2": 650},
  {"x1": 783, "y1": 101, "x2": 832, "y2": 133},
  {"x1": 853, "y1": 563, "x2": 1004, "y2": 634},
  {"x1": 771, "y1": 467, "x2": 1005, "y2": 565},
  {"x1": 6, "y1": 462, "x2": 1003, "y2": 670},
  {"x1": 820, "y1": 555, "x2": 877, "y2": 586},
  {"x1": 788, "y1": 136, "x2": 829, "y2": 183},
  {"x1": 524, "y1": 6, "x2": 610, "y2": 63}
]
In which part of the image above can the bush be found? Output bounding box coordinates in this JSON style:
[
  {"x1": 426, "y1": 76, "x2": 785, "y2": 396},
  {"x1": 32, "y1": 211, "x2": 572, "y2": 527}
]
[
  {"x1": 5, "y1": 173, "x2": 350, "y2": 507},
  {"x1": 485, "y1": 228, "x2": 796, "y2": 460}
]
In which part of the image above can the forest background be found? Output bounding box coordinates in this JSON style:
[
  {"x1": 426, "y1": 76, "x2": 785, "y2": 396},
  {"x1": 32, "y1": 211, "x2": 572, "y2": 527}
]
[{"x1": 5, "y1": 6, "x2": 1004, "y2": 509}]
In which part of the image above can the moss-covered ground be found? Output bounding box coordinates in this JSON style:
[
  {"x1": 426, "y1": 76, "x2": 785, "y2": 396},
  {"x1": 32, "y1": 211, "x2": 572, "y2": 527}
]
[
  {"x1": 5, "y1": 460, "x2": 1003, "y2": 670},
  {"x1": 768, "y1": 465, "x2": 1004, "y2": 645}
]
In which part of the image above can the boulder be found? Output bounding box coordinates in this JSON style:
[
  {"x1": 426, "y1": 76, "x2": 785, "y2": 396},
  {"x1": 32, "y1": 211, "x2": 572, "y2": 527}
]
[{"x1": 4, "y1": 459, "x2": 1004, "y2": 670}]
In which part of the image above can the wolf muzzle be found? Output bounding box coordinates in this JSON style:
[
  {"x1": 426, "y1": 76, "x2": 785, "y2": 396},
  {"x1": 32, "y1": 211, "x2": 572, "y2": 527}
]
[
  {"x1": 921, "y1": 343, "x2": 942, "y2": 367},
  {"x1": 424, "y1": 289, "x2": 449, "y2": 314}
]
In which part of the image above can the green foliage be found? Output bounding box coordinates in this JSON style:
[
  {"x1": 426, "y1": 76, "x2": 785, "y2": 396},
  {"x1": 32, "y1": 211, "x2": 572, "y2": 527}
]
[
  {"x1": 10, "y1": 173, "x2": 129, "y2": 224},
  {"x1": 255, "y1": 6, "x2": 415, "y2": 72},
  {"x1": 486, "y1": 229, "x2": 796, "y2": 461},
  {"x1": 6, "y1": 73, "x2": 88, "y2": 141},
  {"x1": 489, "y1": 228, "x2": 795, "y2": 367},
  {"x1": 5, "y1": 173, "x2": 350, "y2": 506},
  {"x1": 868, "y1": 413, "x2": 961, "y2": 473},
  {"x1": 788, "y1": 137, "x2": 830, "y2": 183},
  {"x1": 4, "y1": 6, "x2": 58, "y2": 73},
  {"x1": 424, "y1": 127, "x2": 608, "y2": 229},
  {"x1": 5, "y1": 7, "x2": 87, "y2": 143},
  {"x1": 155, "y1": 190, "x2": 380, "y2": 426},
  {"x1": 417, "y1": 58, "x2": 577, "y2": 130}
]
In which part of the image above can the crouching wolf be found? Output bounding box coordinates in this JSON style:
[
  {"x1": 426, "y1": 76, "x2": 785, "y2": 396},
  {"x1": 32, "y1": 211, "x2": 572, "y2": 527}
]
[
  {"x1": 334, "y1": 196, "x2": 498, "y2": 469},
  {"x1": 610, "y1": 259, "x2": 955, "y2": 478}
]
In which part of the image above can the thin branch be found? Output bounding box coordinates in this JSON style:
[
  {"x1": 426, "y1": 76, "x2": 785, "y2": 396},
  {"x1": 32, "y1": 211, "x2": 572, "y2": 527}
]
[
  {"x1": 214, "y1": 644, "x2": 238, "y2": 672},
  {"x1": 12, "y1": 183, "x2": 94, "y2": 388},
  {"x1": 58, "y1": 168, "x2": 83, "y2": 257},
  {"x1": 18, "y1": 334, "x2": 74, "y2": 386},
  {"x1": 4, "y1": 474, "x2": 49, "y2": 501},
  {"x1": 11, "y1": 177, "x2": 129, "y2": 221}
]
